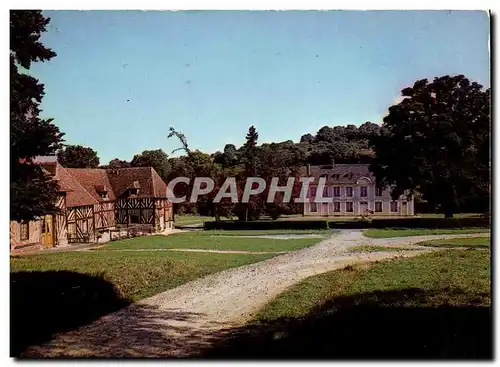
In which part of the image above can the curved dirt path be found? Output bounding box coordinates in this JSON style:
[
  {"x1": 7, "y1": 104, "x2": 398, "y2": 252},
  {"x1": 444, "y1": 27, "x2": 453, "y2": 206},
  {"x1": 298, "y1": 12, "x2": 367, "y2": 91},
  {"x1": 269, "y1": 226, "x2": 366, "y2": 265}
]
[{"x1": 23, "y1": 230, "x2": 489, "y2": 358}]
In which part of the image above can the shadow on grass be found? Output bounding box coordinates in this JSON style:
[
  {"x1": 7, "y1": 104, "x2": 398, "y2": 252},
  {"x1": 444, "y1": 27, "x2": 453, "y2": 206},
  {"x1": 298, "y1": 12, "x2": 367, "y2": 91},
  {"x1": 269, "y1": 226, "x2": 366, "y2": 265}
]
[
  {"x1": 11, "y1": 270, "x2": 227, "y2": 358},
  {"x1": 10, "y1": 270, "x2": 132, "y2": 357},
  {"x1": 204, "y1": 288, "x2": 492, "y2": 360}
]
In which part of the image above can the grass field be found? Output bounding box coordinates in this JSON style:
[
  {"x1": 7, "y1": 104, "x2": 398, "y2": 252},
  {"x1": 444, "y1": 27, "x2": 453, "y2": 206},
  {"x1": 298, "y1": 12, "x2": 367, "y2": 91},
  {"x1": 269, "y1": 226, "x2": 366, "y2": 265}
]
[
  {"x1": 100, "y1": 231, "x2": 326, "y2": 252},
  {"x1": 252, "y1": 249, "x2": 490, "y2": 322},
  {"x1": 419, "y1": 236, "x2": 490, "y2": 249},
  {"x1": 174, "y1": 215, "x2": 214, "y2": 226},
  {"x1": 10, "y1": 232, "x2": 326, "y2": 356},
  {"x1": 363, "y1": 228, "x2": 490, "y2": 238},
  {"x1": 11, "y1": 250, "x2": 276, "y2": 301},
  {"x1": 206, "y1": 248, "x2": 492, "y2": 358}
]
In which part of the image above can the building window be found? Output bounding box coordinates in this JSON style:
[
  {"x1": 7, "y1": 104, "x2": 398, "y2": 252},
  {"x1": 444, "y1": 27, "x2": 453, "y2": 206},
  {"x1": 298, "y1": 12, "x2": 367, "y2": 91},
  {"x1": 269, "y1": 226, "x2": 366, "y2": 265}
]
[
  {"x1": 375, "y1": 187, "x2": 383, "y2": 196},
  {"x1": 41, "y1": 217, "x2": 47, "y2": 234},
  {"x1": 129, "y1": 188, "x2": 139, "y2": 196},
  {"x1": 310, "y1": 202, "x2": 318, "y2": 212},
  {"x1": 346, "y1": 202, "x2": 354, "y2": 213},
  {"x1": 346, "y1": 187, "x2": 353, "y2": 197},
  {"x1": 360, "y1": 186, "x2": 368, "y2": 197},
  {"x1": 333, "y1": 202, "x2": 341, "y2": 212},
  {"x1": 310, "y1": 187, "x2": 317, "y2": 197},
  {"x1": 390, "y1": 201, "x2": 398, "y2": 212},
  {"x1": 68, "y1": 223, "x2": 76, "y2": 236},
  {"x1": 333, "y1": 187, "x2": 341, "y2": 197},
  {"x1": 129, "y1": 208, "x2": 140, "y2": 224},
  {"x1": 323, "y1": 187, "x2": 329, "y2": 197},
  {"x1": 20, "y1": 222, "x2": 29, "y2": 241},
  {"x1": 375, "y1": 202, "x2": 383, "y2": 212},
  {"x1": 100, "y1": 192, "x2": 108, "y2": 199}
]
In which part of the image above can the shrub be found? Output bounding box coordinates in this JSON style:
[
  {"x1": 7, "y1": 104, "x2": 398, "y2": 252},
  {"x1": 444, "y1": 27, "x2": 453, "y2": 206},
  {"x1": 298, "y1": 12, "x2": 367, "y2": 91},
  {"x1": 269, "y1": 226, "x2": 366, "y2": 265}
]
[{"x1": 204, "y1": 220, "x2": 329, "y2": 230}]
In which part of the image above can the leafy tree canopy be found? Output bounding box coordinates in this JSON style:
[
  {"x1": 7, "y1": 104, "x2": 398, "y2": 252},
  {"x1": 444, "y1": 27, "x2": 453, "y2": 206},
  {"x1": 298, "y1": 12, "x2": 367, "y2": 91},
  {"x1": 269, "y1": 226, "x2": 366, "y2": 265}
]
[
  {"x1": 370, "y1": 74, "x2": 490, "y2": 217},
  {"x1": 57, "y1": 144, "x2": 100, "y2": 168},
  {"x1": 11, "y1": 10, "x2": 64, "y2": 221}
]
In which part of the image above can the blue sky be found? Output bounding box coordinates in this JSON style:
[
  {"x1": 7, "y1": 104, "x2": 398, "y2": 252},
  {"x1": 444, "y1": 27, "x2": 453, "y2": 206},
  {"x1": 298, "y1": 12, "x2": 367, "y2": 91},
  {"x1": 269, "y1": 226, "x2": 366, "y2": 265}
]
[{"x1": 32, "y1": 10, "x2": 490, "y2": 164}]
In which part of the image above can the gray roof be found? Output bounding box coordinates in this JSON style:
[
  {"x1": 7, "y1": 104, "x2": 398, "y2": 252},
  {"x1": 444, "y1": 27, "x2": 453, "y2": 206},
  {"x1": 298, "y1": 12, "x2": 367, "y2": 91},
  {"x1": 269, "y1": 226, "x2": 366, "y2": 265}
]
[
  {"x1": 301, "y1": 164, "x2": 375, "y2": 184},
  {"x1": 32, "y1": 156, "x2": 58, "y2": 164}
]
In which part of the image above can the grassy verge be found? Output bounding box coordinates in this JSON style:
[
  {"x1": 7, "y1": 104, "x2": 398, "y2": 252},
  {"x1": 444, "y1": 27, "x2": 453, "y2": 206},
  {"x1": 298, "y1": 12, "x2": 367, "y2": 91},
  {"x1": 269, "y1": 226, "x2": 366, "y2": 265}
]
[
  {"x1": 419, "y1": 236, "x2": 490, "y2": 249},
  {"x1": 363, "y1": 228, "x2": 490, "y2": 238},
  {"x1": 102, "y1": 232, "x2": 324, "y2": 252},
  {"x1": 205, "y1": 249, "x2": 491, "y2": 358}
]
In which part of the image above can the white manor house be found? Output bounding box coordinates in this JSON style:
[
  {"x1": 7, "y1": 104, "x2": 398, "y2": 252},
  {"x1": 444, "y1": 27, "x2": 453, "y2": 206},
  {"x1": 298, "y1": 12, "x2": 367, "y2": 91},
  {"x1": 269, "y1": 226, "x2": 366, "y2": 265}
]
[{"x1": 301, "y1": 163, "x2": 415, "y2": 217}]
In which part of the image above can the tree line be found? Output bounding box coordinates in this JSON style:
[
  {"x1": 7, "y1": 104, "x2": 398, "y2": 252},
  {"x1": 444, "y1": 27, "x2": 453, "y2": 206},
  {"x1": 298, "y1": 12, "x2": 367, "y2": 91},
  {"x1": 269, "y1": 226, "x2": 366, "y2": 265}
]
[{"x1": 11, "y1": 10, "x2": 490, "y2": 222}]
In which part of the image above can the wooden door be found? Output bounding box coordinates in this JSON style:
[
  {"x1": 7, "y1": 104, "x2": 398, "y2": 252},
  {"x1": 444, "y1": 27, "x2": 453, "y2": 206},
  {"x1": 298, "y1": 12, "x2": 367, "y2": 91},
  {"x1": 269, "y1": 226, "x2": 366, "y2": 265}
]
[{"x1": 41, "y1": 215, "x2": 54, "y2": 247}]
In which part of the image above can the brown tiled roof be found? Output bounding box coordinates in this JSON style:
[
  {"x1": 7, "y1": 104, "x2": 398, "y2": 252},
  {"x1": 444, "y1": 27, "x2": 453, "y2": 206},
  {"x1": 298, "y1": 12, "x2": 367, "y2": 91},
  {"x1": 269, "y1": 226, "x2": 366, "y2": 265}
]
[
  {"x1": 30, "y1": 156, "x2": 169, "y2": 205},
  {"x1": 65, "y1": 168, "x2": 117, "y2": 202},
  {"x1": 54, "y1": 165, "x2": 99, "y2": 207},
  {"x1": 106, "y1": 167, "x2": 168, "y2": 198},
  {"x1": 301, "y1": 164, "x2": 375, "y2": 184}
]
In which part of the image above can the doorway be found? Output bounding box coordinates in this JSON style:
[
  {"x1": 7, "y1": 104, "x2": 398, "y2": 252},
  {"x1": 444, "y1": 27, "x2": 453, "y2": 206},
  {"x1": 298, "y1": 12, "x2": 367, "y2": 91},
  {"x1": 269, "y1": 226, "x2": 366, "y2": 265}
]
[{"x1": 41, "y1": 215, "x2": 54, "y2": 247}]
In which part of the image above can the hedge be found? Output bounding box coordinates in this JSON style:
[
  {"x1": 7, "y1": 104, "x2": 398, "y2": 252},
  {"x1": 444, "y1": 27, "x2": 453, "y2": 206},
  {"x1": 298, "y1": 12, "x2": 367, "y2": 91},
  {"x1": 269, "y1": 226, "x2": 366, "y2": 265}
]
[
  {"x1": 204, "y1": 217, "x2": 490, "y2": 231},
  {"x1": 204, "y1": 220, "x2": 329, "y2": 230},
  {"x1": 328, "y1": 217, "x2": 490, "y2": 229}
]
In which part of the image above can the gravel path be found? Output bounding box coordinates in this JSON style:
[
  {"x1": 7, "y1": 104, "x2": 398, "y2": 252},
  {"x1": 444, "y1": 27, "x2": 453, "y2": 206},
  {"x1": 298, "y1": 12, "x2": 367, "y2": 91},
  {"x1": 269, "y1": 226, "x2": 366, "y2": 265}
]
[{"x1": 23, "y1": 230, "x2": 490, "y2": 358}]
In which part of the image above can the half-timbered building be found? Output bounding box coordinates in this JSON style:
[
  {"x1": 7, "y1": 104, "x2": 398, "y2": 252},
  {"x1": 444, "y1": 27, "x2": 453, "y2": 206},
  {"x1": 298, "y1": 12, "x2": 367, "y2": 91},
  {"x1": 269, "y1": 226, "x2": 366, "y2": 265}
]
[{"x1": 10, "y1": 157, "x2": 174, "y2": 251}]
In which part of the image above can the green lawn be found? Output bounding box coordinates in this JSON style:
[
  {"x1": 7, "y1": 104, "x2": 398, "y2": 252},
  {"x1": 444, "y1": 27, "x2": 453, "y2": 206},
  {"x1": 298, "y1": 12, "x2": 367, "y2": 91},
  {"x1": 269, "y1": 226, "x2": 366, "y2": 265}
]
[
  {"x1": 363, "y1": 228, "x2": 490, "y2": 238},
  {"x1": 12, "y1": 232, "x2": 320, "y2": 356},
  {"x1": 174, "y1": 215, "x2": 214, "y2": 226},
  {"x1": 419, "y1": 236, "x2": 490, "y2": 249},
  {"x1": 101, "y1": 231, "x2": 325, "y2": 252},
  {"x1": 11, "y1": 250, "x2": 274, "y2": 301},
  {"x1": 205, "y1": 249, "x2": 491, "y2": 358},
  {"x1": 10, "y1": 250, "x2": 274, "y2": 356},
  {"x1": 253, "y1": 249, "x2": 490, "y2": 322}
]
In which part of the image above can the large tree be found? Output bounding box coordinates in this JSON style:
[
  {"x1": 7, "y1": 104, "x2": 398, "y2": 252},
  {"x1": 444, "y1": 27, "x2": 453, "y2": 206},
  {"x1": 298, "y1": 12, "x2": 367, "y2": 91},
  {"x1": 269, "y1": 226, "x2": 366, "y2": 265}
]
[
  {"x1": 370, "y1": 74, "x2": 490, "y2": 217},
  {"x1": 57, "y1": 144, "x2": 100, "y2": 168},
  {"x1": 10, "y1": 10, "x2": 64, "y2": 221},
  {"x1": 105, "y1": 158, "x2": 131, "y2": 169},
  {"x1": 130, "y1": 149, "x2": 169, "y2": 180}
]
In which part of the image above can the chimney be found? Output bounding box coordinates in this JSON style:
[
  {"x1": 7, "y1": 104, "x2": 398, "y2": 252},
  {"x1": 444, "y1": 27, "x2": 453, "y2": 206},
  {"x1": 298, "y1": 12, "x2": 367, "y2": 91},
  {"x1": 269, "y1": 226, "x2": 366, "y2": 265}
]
[{"x1": 306, "y1": 164, "x2": 311, "y2": 176}]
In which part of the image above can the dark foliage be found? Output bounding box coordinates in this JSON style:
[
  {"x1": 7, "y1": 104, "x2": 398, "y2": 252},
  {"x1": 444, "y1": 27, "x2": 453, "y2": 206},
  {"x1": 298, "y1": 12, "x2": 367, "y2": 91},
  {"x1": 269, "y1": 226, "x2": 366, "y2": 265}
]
[
  {"x1": 130, "y1": 149, "x2": 169, "y2": 180},
  {"x1": 10, "y1": 10, "x2": 64, "y2": 221},
  {"x1": 57, "y1": 144, "x2": 100, "y2": 168},
  {"x1": 370, "y1": 75, "x2": 491, "y2": 217},
  {"x1": 204, "y1": 220, "x2": 330, "y2": 230}
]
